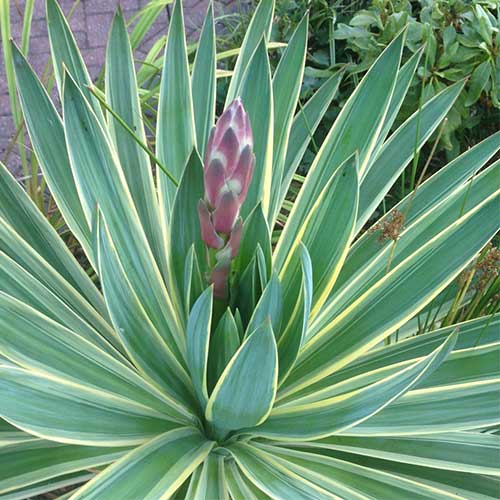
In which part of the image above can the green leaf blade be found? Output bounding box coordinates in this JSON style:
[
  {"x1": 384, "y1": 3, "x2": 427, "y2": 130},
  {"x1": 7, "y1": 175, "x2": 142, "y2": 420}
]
[
  {"x1": 269, "y1": 13, "x2": 309, "y2": 223},
  {"x1": 206, "y1": 322, "x2": 278, "y2": 430},
  {"x1": 156, "y1": 0, "x2": 196, "y2": 221},
  {"x1": 257, "y1": 333, "x2": 457, "y2": 439},
  {"x1": 70, "y1": 428, "x2": 214, "y2": 499},
  {"x1": 105, "y1": 8, "x2": 164, "y2": 271},
  {"x1": 191, "y1": 3, "x2": 216, "y2": 157},
  {"x1": 0, "y1": 367, "x2": 177, "y2": 446},
  {"x1": 282, "y1": 189, "x2": 500, "y2": 399},
  {"x1": 186, "y1": 287, "x2": 213, "y2": 409},
  {"x1": 238, "y1": 38, "x2": 274, "y2": 219},
  {"x1": 225, "y1": 0, "x2": 274, "y2": 105}
]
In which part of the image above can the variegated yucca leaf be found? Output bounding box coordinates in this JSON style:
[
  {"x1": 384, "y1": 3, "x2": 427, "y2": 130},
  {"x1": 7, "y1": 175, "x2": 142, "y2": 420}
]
[{"x1": 1, "y1": 0, "x2": 499, "y2": 497}]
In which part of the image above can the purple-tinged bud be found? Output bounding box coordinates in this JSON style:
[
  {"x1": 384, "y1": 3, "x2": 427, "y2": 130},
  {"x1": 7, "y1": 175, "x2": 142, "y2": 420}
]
[
  {"x1": 203, "y1": 99, "x2": 254, "y2": 233},
  {"x1": 232, "y1": 104, "x2": 245, "y2": 131},
  {"x1": 204, "y1": 98, "x2": 253, "y2": 191},
  {"x1": 213, "y1": 190, "x2": 239, "y2": 234},
  {"x1": 218, "y1": 127, "x2": 240, "y2": 176},
  {"x1": 212, "y1": 109, "x2": 233, "y2": 146},
  {"x1": 227, "y1": 218, "x2": 242, "y2": 258},
  {"x1": 198, "y1": 200, "x2": 224, "y2": 249},
  {"x1": 204, "y1": 159, "x2": 225, "y2": 208},
  {"x1": 229, "y1": 145, "x2": 254, "y2": 203}
]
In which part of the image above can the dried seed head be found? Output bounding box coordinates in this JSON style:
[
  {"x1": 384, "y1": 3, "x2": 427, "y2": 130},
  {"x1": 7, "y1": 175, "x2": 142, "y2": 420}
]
[
  {"x1": 371, "y1": 209, "x2": 406, "y2": 244},
  {"x1": 473, "y1": 243, "x2": 500, "y2": 292},
  {"x1": 457, "y1": 268, "x2": 473, "y2": 288}
]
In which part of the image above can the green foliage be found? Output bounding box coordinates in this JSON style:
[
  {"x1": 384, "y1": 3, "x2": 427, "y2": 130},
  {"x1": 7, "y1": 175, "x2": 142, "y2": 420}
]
[
  {"x1": 0, "y1": 0, "x2": 499, "y2": 498},
  {"x1": 279, "y1": 0, "x2": 500, "y2": 160},
  {"x1": 338, "y1": 0, "x2": 500, "y2": 157}
]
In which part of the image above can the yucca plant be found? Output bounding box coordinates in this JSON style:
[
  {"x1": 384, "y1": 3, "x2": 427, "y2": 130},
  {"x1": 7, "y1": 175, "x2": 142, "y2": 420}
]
[{"x1": 1, "y1": 0, "x2": 499, "y2": 497}]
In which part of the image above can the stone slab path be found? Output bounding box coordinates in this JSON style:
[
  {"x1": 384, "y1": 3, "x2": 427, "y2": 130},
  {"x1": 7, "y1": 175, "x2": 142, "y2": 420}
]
[{"x1": 0, "y1": 0, "x2": 241, "y2": 177}]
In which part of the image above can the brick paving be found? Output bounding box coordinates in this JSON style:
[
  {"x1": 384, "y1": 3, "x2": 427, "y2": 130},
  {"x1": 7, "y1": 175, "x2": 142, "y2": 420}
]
[{"x1": 0, "y1": 0, "x2": 244, "y2": 178}]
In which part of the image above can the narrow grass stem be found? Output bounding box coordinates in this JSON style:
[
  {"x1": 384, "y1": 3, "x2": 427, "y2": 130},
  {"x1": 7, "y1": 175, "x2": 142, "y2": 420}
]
[
  {"x1": 473, "y1": 303, "x2": 500, "y2": 348},
  {"x1": 443, "y1": 269, "x2": 475, "y2": 327},
  {"x1": 87, "y1": 84, "x2": 178, "y2": 187},
  {"x1": 408, "y1": 47, "x2": 430, "y2": 193},
  {"x1": 384, "y1": 119, "x2": 447, "y2": 275}
]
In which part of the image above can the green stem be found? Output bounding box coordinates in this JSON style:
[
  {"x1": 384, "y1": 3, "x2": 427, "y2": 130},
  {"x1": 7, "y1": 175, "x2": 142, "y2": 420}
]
[
  {"x1": 443, "y1": 269, "x2": 474, "y2": 327},
  {"x1": 87, "y1": 85, "x2": 178, "y2": 187},
  {"x1": 408, "y1": 48, "x2": 430, "y2": 193},
  {"x1": 473, "y1": 303, "x2": 500, "y2": 348},
  {"x1": 385, "y1": 119, "x2": 447, "y2": 274},
  {"x1": 20, "y1": 0, "x2": 34, "y2": 54}
]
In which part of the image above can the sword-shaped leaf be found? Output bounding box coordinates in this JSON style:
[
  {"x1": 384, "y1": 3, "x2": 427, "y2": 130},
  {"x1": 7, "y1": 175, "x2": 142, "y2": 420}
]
[
  {"x1": 192, "y1": 3, "x2": 216, "y2": 157},
  {"x1": 206, "y1": 322, "x2": 278, "y2": 431},
  {"x1": 156, "y1": 0, "x2": 196, "y2": 222},
  {"x1": 256, "y1": 333, "x2": 456, "y2": 439},
  {"x1": 105, "y1": 9, "x2": 164, "y2": 271},
  {"x1": 282, "y1": 190, "x2": 499, "y2": 399},
  {"x1": 225, "y1": 0, "x2": 274, "y2": 104},
  {"x1": 70, "y1": 428, "x2": 214, "y2": 499},
  {"x1": 0, "y1": 367, "x2": 177, "y2": 446},
  {"x1": 62, "y1": 73, "x2": 185, "y2": 364}
]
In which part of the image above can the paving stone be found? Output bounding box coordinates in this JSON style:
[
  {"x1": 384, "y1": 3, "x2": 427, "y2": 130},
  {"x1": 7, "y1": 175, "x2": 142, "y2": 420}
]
[
  {"x1": 0, "y1": 0, "x2": 248, "y2": 177},
  {"x1": 33, "y1": 0, "x2": 49, "y2": 18},
  {"x1": 83, "y1": 0, "x2": 120, "y2": 13},
  {"x1": 0, "y1": 94, "x2": 13, "y2": 117},
  {"x1": 66, "y1": 10, "x2": 87, "y2": 32},
  {"x1": 120, "y1": 0, "x2": 142, "y2": 10},
  {"x1": 0, "y1": 76, "x2": 9, "y2": 98},
  {"x1": 30, "y1": 56, "x2": 52, "y2": 79},
  {"x1": 81, "y1": 45, "x2": 106, "y2": 67},
  {"x1": 85, "y1": 13, "x2": 115, "y2": 47},
  {"x1": 29, "y1": 36, "x2": 51, "y2": 54}
]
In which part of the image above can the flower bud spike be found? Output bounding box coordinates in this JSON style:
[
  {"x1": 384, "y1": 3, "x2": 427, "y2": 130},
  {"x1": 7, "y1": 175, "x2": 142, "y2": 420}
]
[
  {"x1": 233, "y1": 101, "x2": 245, "y2": 131},
  {"x1": 198, "y1": 97, "x2": 254, "y2": 301},
  {"x1": 213, "y1": 106, "x2": 233, "y2": 144},
  {"x1": 230, "y1": 145, "x2": 254, "y2": 202}
]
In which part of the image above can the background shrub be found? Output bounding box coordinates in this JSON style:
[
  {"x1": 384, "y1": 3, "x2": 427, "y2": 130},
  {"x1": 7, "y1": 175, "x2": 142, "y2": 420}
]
[{"x1": 259, "y1": 0, "x2": 500, "y2": 192}]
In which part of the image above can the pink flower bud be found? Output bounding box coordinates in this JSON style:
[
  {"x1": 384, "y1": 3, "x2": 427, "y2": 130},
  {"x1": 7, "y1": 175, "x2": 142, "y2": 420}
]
[
  {"x1": 229, "y1": 145, "x2": 254, "y2": 203},
  {"x1": 204, "y1": 158, "x2": 225, "y2": 208},
  {"x1": 227, "y1": 218, "x2": 243, "y2": 258},
  {"x1": 213, "y1": 189, "x2": 239, "y2": 234},
  {"x1": 218, "y1": 127, "x2": 239, "y2": 177},
  {"x1": 198, "y1": 200, "x2": 224, "y2": 249}
]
